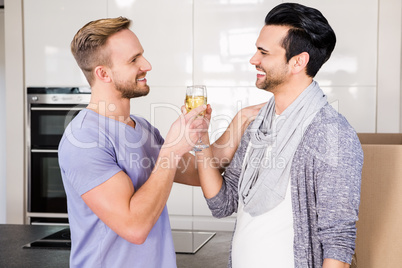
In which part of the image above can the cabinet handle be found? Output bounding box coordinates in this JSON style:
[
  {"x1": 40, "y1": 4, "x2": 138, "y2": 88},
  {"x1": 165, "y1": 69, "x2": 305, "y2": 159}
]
[
  {"x1": 31, "y1": 107, "x2": 84, "y2": 111},
  {"x1": 31, "y1": 149, "x2": 58, "y2": 153}
]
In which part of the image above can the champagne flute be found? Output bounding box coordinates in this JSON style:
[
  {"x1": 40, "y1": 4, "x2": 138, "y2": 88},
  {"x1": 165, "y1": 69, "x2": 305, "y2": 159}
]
[{"x1": 185, "y1": 85, "x2": 209, "y2": 152}]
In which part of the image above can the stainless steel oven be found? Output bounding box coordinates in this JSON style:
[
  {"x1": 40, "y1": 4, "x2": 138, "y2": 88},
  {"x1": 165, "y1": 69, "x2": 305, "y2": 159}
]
[{"x1": 26, "y1": 87, "x2": 91, "y2": 225}]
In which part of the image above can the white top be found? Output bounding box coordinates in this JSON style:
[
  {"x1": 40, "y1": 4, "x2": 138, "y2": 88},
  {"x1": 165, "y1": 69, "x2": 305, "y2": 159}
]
[
  {"x1": 231, "y1": 125, "x2": 295, "y2": 268},
  {"x1": 232, "y1": 182, "x2": 294, "y2": 268}
]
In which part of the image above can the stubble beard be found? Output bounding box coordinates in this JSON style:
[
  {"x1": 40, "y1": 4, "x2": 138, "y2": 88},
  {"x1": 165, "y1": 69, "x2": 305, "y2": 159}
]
[
  {"x1": 257, "y1": 77, "x2": 283, "y2": 93},
  {"x1": 115, "y1": 80, "x2": 150, "y2": 99},
  {"x1": 256, "y1": 65, "x2": 288, "y2": 93}
]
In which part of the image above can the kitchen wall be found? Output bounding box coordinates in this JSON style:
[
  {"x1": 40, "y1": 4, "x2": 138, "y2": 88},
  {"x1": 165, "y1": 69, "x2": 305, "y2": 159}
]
[
  {"x1": 5, "y1": 0, "x2": 24, "y2": 224},
  {"x1": 0, "y1": 9, "x2": 6, "y2": 224},
  {"x1": 3, "y1": 0, "x2": 402, "y2": 226}
]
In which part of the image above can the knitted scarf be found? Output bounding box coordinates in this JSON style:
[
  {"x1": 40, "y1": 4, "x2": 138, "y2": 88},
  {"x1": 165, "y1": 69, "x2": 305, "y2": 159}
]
[{"x1": 239, "y1": 81, "x2": 327, "y2": 216}]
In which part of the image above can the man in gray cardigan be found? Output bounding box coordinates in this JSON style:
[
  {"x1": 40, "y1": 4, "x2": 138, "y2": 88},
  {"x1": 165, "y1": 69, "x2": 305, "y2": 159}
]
[{"x1": 195, "y1": 3, "x2": 363, "y2": 268}]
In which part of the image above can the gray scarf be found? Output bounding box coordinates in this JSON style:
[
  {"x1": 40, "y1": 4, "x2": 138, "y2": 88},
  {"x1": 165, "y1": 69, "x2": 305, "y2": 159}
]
[{"x1": 239, "y1": 81, "x2": 327, "y2": 216}]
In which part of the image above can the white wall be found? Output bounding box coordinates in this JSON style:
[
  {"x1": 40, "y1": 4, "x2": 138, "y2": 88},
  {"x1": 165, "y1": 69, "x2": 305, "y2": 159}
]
[
  {"x1": 377, "y1": 0, "x2": 402, "y2": 132},
  {"x1": 4, "y1": 0, "x2": 402, "y2": 226},
  {"x1": 0, "y1": 9, "x2": 6, "y2": 224},
  {"x1": 5, "y1": 0, "x2": 25, "y2": 224}
]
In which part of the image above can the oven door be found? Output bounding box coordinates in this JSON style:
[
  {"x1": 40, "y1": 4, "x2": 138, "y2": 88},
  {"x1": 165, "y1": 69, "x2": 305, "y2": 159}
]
[
  {"x1": 30, "y1": 104, "x2": 85, "y2": 149},
  {"x1": 29, "y1": 150, "x2": 67, "y2": 213}
]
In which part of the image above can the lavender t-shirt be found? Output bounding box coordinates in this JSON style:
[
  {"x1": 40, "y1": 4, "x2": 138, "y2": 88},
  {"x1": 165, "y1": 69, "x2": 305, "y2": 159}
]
[{"x1": 58, "y1": 109, "x2": 176, "y2": 268}]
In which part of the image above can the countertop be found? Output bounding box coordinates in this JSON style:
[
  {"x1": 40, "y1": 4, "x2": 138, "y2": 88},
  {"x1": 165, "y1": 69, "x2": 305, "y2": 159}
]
[
  {"x1": 0, "y1": 224, "x2": 231, "y2": 268},
  {"x1": 0, "y1": 224, "x2": 70, "y2": 268}
]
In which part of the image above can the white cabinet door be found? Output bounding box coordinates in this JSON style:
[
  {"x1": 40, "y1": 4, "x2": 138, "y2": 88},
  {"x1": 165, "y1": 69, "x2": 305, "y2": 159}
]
[
  {"x1": 194, "y1": 0, "x2": 281, "y2": 87},
  {"x1": 294, "y1": 0, "x2": 378, "y2": 87},
  {"x1": 108, "y1": 0, "x2": 194, "y2": 218},
  {"x1": 24, "y1": 0, "x2": 107, "y2": 87},
  {"x1": 108, "y1": 0, "x2": 193, "y2": 88},
  {"x1": 294, "y1": 0, "x2": 378, "y2": 133}
]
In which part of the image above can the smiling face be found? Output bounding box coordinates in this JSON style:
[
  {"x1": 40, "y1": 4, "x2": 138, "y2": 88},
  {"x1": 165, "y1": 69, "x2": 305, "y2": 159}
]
[
  {"x1": 249, "y1": 25, "x2": 291, "y2": 93},
  {"x1": 106, "y1": 29, "x2": 152, "y2": 99}
]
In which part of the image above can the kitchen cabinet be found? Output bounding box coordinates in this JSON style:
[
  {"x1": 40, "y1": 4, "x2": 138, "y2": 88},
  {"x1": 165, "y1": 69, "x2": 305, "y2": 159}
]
[
  {"x1": 23, "y1": 0, "x2": 107, "y2": 87},
  {"x1": 108, "y1": 0, "x2": 197, "y2": 229},
  {"x1": 21, "y1": 0, "x2": 382, "y2": 230},
  {"x1": 295, "y1": 0, "x2": 378, "y2": 132},
  {"x1": 193, "y1": 0, "x2": 281, "y2": 87},
  {"x1": 108, "y1": 0, "x2": 193, "y2": 88},
  {"x1": 295, "y1": 0, "x2": 378, "y2": 87},
  {"x1": 112, "y1": 0, "x2": 380, "y2": 230},
  {"x1": 0, "y1": 9, "x2": 5, "y2": 224}
]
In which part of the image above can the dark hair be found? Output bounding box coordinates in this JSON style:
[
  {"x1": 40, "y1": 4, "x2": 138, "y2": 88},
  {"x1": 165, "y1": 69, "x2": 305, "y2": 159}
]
[
  {"x1": 265, "y1": 3, "x2": 336, "y2": 77},
  {"x1": 71, "y1": 17, "x2": 131, "y2": 86}
]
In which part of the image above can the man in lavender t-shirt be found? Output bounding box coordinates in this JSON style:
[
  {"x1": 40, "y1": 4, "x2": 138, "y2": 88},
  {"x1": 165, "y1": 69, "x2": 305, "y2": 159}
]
[{"x1": 59, "y1": 112, "x2": 176, "y2": 267}]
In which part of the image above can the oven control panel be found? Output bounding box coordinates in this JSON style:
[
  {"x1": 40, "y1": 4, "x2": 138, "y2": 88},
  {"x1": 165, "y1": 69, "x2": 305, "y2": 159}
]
[{"x1": 28, "y1": 94, "x2": 91, "y2": 104}]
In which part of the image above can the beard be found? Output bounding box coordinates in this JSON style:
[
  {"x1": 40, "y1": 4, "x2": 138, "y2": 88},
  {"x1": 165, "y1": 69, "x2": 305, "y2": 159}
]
[
  {"x1": 114, "y1": 78, "x2": 150, "y2": 99},
  {"x1": 256, "y1": 64, "x2": 289, "y2": 92},
  {"x1": 257, "y1": 75, "x2": 285, "y2": 92}
]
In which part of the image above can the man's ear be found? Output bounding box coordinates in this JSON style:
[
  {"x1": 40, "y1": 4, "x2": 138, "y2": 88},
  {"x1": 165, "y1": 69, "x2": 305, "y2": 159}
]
[
  {"x1": 94, "y1": 66, "x2": 112, "y2": 83},
  {"x1": 290, "y1": 52, "x2": 309, "y2": 74}
]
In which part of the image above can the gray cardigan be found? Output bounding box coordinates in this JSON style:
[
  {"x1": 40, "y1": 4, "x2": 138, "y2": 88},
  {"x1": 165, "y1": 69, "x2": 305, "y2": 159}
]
[{"x1": 206, "y1": 104, "x2": 363, "y2": 267}]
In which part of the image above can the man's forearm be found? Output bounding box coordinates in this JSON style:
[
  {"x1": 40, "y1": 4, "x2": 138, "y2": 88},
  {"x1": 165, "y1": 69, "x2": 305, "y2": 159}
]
[
  {"x1": 211, "y1": 111, "x2": 246, "y2": 170},
  {"x1": 211, "y1": 104, "x2": 262, "y2": 169},
  {"x1": 175, "y1": 103, "x2": 264, "y2": 185},
  {"x1": 175, "y1": 109, "x2": 249, "y2": 184},
  {"x1": 196, "y1": 142, "x2": 224, "y2": 199},
  {"x1": 174, "y1": 153, "x2": 201, "y2": 186}
]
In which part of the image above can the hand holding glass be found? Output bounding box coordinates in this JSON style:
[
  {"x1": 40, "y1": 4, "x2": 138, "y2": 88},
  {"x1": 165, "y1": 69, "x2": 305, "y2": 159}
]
[{"x1": 185, "y1": 85, "x2": 209, "y2": 151}]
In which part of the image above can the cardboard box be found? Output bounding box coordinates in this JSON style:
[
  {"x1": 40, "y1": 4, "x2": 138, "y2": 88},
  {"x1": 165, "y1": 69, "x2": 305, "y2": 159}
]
[{"x1": 355, "y1": 133, "x2": 402, "y2": 268}]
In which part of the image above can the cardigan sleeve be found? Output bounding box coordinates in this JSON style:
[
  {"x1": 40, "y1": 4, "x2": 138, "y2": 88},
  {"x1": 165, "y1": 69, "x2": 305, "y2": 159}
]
[
  {"x1": 314, "y1": 118, "x2": 363, "y2": 264},
  {"x1": 292, "y1": 106, "x2": 363, "y2": 266},
  {"x1": 205, "y1": 125, "x2": 252, "y2": 218}
]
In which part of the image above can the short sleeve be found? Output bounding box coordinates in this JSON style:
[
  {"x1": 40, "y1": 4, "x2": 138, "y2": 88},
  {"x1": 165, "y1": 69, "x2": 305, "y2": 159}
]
[{"x1": 58, "y1": 127, "x2": 122, "y2": 196}]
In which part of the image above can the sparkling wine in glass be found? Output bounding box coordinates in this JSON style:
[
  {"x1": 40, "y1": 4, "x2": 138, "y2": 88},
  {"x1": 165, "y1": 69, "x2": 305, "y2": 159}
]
[{"x1": 185, "y1": 85, "x2": 209, "y2": 151}]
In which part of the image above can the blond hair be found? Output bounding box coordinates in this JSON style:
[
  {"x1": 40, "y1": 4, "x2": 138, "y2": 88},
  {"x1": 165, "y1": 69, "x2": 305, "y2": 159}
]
[{"x1": 71, "y1": 17, "x2": 131, "y2": 85}]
